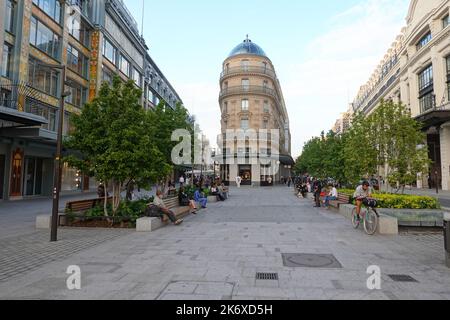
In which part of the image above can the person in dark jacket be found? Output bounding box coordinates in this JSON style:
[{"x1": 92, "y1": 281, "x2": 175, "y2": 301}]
[{"x1": 313, "y1": 179, "x2": 322, "y2": 208}]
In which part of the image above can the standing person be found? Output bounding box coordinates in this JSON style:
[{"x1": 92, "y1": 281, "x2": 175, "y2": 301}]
[
  {"x1": 313, "y1": 179, "x2": 322, "y2": 208},
  {"x1": 152, "y1": 190, "x2": 183, "y2": 225},
  {"x1": 236, "y1": 176, "x2": 242, "y2": 188},
  {"x1": 194, "y1": 187, "x2": 208, "y2": 209},
  {"x1": 179, "y1": 175, "x2": 185, "y2": 187},
  {"x1": 267, "y1": 176, "x2": 273, "y2": 186},
  {"x1": 288, "y1": 177, "x2": 292, "y2": 188}
]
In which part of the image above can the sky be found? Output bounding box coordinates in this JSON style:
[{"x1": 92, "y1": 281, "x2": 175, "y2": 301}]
[{"x1": 125, "y1": 0, "x2": 410, "y2": 158}]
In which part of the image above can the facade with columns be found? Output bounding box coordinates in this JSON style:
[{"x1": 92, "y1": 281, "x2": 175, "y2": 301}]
[
  {"x1": 217, "y1": 38, "x2": 294, "y2": 187},
  {"x1": 351, "y1": 0, "x2": 450, "y2": 190},
  {"x1": 0, "y1": 0, "x2": 182, "y2": 200}
]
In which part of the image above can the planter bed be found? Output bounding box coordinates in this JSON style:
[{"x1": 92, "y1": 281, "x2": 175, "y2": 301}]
[{"x1": 63, "y1": 215, "x2": 136, "y2": 229}]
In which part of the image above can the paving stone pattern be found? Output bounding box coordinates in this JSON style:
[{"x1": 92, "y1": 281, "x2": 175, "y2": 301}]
[{"x1": 0, "y1": 187, "x2": 449, "y2": 300}]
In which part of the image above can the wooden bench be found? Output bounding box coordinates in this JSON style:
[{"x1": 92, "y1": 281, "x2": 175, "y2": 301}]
[
  {"x1": 329, "y1": 193, "x2": 351, "y2": 209},
  {"x1": 160, "y1": 197, "x2": 191, "y2": 223},
  {"x1": 65, "y1": 197, "x2": 113, "y2": 214}
]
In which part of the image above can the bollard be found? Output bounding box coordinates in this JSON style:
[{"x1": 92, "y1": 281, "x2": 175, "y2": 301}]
[{"x1": 444, "y1": 213, "x2": 450, "y2": 268}]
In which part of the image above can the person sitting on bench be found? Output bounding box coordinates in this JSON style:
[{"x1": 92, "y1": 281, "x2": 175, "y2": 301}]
[
  {"x1": 194, "y1": 187, "x2": 208, "y2": 209},
  {"x1": 323, "y1": 184, "x2": 338, "y2": 209},
  {"x1": 211, "y1": 184, "x2": 225, "y2": 201},
  {"x1": 152, "y1": 190, "x2": 183, "y2": 225},
  {"x1": 178, "y1": 186, "x2": 197, "y2": 214}
]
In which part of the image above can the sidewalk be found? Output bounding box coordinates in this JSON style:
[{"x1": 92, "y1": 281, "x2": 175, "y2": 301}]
[
  {"x1": 0, "y1": 186, "x2": 449, "y2": 300},
  {"x1": 0, "y1": 192, "x2": 97, "y2": 240}
]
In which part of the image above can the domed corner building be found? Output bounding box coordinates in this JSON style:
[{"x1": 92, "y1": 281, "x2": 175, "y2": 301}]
[{"x1": 217, "y1": 37, "x2": 294, "y2": 187}]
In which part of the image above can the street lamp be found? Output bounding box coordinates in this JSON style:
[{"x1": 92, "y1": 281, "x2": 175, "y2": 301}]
[{"x1": 37, "y1": 62, "x2": 71, "y2": 242}]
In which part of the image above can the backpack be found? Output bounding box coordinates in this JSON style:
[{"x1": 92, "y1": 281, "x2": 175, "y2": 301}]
[
  {"x1": 144, "y1": 204, "x2": 163, "y2": 218},
  {"x1": 363, "y1": 198, "x2": 378, "y2": 208}
]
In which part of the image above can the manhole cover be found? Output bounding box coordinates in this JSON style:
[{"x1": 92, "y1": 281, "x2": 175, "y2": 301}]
[
  {"x1": 282, "y1": 253, "x2": 343, "y2": 268},
  {"x1": 388, "y1": 275, "x2": 418, "y2": 283}
]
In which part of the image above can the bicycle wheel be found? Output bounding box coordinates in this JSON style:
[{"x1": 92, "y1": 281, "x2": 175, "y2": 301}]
[
  {"x1": 351, "y1": 207, "x2": 361, "y2": 229},
  {"x1": 363, "y1": 208, "x2": 378, "y2": 235}
]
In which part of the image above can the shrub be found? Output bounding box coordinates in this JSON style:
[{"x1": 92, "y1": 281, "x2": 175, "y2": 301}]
[{"x1": 337, "y1": 189, "x2": 440, "y2": 209}]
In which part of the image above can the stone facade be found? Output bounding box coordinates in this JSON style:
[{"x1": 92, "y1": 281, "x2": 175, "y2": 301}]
[
  {"x1": 349, "y1": 0, "x2": 450, "y2": 190},
  {"x1": 0, "y1": 0, "x2": 182, "y2": 200},
  {"x1": 217, "y1": 38, "x2": 293, "y2": 186}
]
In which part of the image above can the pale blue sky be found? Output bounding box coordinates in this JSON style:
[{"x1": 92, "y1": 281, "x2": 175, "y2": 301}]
[{"x1": 125, "y1": 0, "x2": 410, "y2": 157}]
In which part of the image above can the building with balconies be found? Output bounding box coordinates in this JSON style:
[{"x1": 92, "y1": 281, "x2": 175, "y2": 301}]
[
  {"x1": 217, "y1": 37, "x2": 293, "y2": 186},
  {"x1": 351, "y1": 0, "x2": 450, "y2": 191},
  {"x1": 0, "y1": 0, "x2": 182, "y2": 200}
]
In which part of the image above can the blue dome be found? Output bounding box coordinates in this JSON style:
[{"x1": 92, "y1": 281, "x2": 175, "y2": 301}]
[{"x1": 228, "y1": 38, "x2": 267, "y2": 58}]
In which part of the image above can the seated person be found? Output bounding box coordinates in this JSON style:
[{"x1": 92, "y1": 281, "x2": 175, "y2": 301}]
[
  {"x1": 167, "y1": 182, "x2": 176, "y2": 196},
  {"x1": 353, "y1": 181, "x2": 373, "y2": 220},
  {"x1": 218, "y1": 184, "x2": 228, "y2": 200},
  {"x1": 323, "y1": 185, "x2": 338, "y2": 209},
  {"x1": 178, "y1": 186, "x2": 198, "y2": 214},
  {"x1": 152, "y1": 190, "x2": 183, "y2": 225},
  {"x1": 211, "y1": 184, "x2": 225, "y2": 201},
  {"x1": 194, "y1": 187, "x2": 208, "y2": 209}
]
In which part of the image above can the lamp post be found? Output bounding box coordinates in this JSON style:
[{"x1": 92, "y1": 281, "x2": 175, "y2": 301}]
[{"x1": 37, "y1": 63, "x2": 71, "y2": 242}]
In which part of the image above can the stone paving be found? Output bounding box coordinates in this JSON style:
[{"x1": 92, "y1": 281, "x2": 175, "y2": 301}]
[
  {"x1": 0, "y1": 192, "x2": 97, "y2": 240},
  {"x1": 0, "y1": 187, "x2": 449, "y2": 300}
]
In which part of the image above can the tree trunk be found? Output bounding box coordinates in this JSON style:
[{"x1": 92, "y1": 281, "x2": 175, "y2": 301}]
[
  {"x1": 111, "y1": 180, "x2": 121, "y2": 216},
  {"x1": 104, "y1": 180, "x2": 109, "y2": 217}
]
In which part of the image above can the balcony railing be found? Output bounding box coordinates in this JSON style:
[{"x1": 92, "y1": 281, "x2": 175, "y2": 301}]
[
  {"x1": 220, "y1": 66, "x2": 276, "y2": 79},
  {"x1": 220, "y1": 85, "x2": 280, "y2": 102}
]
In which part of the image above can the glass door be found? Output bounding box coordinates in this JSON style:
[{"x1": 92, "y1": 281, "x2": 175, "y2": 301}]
[
  {"x1": 23, "y1": 157, "x2": 43, "y2": 196},
  {"x1": 239, "y1": 165, "x2": 252, "y2": 186}
]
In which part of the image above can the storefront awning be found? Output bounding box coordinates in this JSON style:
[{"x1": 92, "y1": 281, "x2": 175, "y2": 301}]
[
  {"x1": 0, "y1": 106, "x2": 48, "y2": 127},
  {"x1": 415, "y1": 106, "x2": 450, "y2": 130},
  {"x1": 0, "y1": 126, "x2": 56, "y2": 142}
]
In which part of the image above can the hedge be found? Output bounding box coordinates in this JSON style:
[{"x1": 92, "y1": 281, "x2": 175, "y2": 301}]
[{"x1": 337, "y1": 189, "x2": 440, "y2": 210}]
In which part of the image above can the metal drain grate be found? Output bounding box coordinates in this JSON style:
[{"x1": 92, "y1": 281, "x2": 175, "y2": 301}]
[
  {"x1": 388, "y1": 274, "x2": 418, "y2": 283},
  {"x1": 256, "y1": 273, "x2": 279, "y2": 281}
]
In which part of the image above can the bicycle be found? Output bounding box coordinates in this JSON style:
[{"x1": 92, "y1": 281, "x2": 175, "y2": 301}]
[{"x1": 351, "y1": 199, "x2": 380, "y2": 235}]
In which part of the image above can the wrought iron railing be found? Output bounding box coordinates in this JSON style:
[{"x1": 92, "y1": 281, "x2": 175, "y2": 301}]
[
  {"x1": 221, "y1": 66, "x2": 276, "y2": 79},
  {"x1": 220, "y1": 85, "x2": 280, "y2": 102}
]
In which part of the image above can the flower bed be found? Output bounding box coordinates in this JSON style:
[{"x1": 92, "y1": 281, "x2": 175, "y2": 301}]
[{"x1": 337, "y1": 189, "x2": 440, "y2": 210}]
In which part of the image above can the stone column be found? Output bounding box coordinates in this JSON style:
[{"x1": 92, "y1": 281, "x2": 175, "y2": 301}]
[{"x1": 440, "y1": 122, "x2": 450, "y2": 191}]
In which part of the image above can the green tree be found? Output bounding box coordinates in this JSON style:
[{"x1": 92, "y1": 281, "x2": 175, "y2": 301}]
[
  {"x1": 342, "y1": 112, "x2": 378, "y2": 186},
  {"x1": 65, "y1": 76, "x2": 168, "y2": 216},
  {"x1": 148, "y1": 101, "x2": 194, "y2": 190},
  {"x1": 370, "y1": 101, "x2": 429, "y2": 192}
]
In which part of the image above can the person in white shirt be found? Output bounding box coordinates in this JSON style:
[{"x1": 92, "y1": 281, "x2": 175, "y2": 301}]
[
  {"x1": 236, "y1": 176, "x2": 242, "y2": 188},
  {"x1": 179, "y1": 175, "x2": 185, "y2": 187},
  {"x1": 323, "y1": 185, "x2": 338, "y2": 209}
]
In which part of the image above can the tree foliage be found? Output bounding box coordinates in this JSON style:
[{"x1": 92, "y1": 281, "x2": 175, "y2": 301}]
[
  {"x1": 295, "y1": 100, "x2": 430, "y2": 192},
  {"x1": 64, "y1": 76, "x2": 191, "y2": 215}
]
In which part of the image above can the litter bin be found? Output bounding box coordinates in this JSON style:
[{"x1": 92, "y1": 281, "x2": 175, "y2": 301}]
[{"x1": 445, "y1": 213, "x2": 450, "y2": 268}]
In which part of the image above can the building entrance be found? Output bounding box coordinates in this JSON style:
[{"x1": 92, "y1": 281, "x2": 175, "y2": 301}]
[
  {"x1": 239, "y1": 165, "x2": 252, "y2": 185},
  {"x1": 427, "y1": 133, "x2": 442, "y2": 189},
  {"x1": 23, "y1": 157, "x2": 44, "y2": 196}
]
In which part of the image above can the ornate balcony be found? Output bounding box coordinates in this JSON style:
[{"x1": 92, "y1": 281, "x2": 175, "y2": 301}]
[{"x1": 220, "y1": 66, "x2": 276, "y2": 80}]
